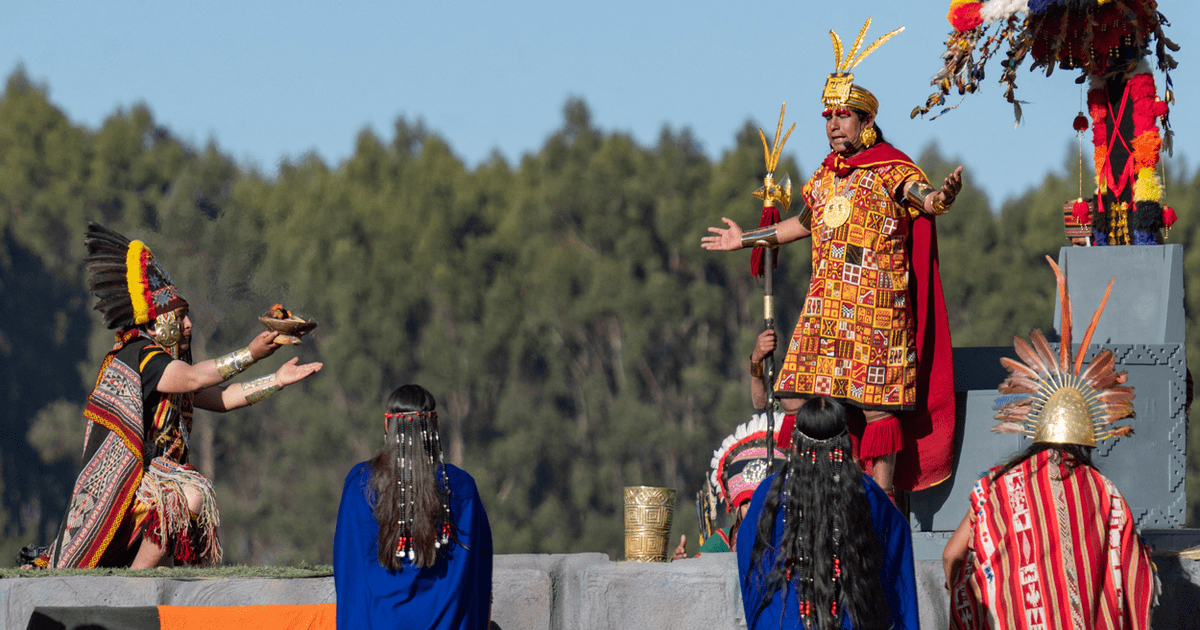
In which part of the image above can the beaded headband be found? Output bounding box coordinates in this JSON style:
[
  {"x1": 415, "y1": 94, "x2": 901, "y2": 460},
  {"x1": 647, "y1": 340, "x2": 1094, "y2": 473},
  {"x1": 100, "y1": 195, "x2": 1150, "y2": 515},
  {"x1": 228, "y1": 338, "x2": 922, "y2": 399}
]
[{"x1": 385, "y1": 411, "x2": 437, "y2": 421}]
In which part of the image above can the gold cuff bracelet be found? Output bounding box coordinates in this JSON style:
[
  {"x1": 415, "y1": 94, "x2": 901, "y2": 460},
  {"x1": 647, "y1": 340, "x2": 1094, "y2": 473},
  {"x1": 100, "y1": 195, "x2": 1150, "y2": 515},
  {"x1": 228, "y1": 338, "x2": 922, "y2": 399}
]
[
  {"x1": 215, "y1": 347, "x2": 255, "y2": 380},
  {"x1": 242, "y1": 373, "x2": 281, "y2": 405},
  {"x1": 741, "y1": 226, "x2": 779, "y2": 249}
]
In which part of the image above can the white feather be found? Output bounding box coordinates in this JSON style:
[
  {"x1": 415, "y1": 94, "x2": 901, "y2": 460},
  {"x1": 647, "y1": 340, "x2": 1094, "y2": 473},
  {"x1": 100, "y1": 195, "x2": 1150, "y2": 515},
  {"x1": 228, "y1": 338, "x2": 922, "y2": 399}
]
[{"x1": 980, "y1": 0, "x2": 1028, "y2": 23}]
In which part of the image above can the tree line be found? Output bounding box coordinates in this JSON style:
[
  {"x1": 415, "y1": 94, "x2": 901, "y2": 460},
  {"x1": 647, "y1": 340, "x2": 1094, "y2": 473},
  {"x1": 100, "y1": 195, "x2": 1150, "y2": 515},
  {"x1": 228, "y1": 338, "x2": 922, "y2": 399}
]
[{"x1": 1, "y1": 68, "x2": 1196, "y2": 564}]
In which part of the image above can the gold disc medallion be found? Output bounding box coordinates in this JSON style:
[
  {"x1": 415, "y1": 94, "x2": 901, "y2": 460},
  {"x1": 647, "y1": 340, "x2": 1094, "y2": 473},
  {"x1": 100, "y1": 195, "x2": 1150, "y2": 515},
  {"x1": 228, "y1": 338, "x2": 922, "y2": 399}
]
[{"x1": 824, "y1": 195, "x2": 852, "y2": 229}]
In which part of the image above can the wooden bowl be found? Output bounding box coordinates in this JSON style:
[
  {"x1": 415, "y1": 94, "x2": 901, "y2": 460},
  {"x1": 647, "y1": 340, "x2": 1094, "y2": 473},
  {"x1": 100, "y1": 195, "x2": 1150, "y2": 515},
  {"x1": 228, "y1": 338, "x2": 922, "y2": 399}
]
[{"x1": 259, "y1": 313, "x2": 318, "y2": 345}]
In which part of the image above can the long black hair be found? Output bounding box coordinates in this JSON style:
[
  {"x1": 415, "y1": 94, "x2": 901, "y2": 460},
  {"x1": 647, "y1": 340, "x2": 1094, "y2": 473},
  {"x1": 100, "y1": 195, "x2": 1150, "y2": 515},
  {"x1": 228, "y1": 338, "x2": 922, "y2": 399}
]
[
  {"x1": 746, "y1": 397, "x2": 889, "y2": 630},
  {"x1": 368, "y1": 384, "x2": 454, "y2": 570}
]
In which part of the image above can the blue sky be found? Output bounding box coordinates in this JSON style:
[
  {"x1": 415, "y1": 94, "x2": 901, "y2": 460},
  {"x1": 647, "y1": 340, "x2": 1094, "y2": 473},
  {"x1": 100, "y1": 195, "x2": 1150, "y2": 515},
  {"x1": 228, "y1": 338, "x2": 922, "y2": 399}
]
[{"x1": 3, "y1": 0, "x2": 1195, "y2": 205}]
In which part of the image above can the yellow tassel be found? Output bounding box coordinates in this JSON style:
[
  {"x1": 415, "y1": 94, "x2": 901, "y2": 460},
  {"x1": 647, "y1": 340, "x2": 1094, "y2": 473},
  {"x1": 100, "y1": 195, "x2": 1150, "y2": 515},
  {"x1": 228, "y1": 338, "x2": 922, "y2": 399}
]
[{"x1": 1132, "y1": 168, "x2": 1161, "y2": 202}]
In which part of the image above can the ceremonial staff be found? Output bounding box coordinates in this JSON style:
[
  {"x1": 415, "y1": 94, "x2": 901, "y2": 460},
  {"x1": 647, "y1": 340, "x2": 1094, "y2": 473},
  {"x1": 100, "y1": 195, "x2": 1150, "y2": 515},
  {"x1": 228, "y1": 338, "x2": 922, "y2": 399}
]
[{"x1": 749, "y1": 104, "x2": 794, "y2": 467}]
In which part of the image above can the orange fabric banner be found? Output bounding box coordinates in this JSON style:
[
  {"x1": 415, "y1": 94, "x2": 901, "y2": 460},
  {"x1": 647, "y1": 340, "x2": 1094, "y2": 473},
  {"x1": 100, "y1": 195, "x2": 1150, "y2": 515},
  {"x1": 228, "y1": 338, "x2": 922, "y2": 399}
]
[{"x1": 158, "y1": 604, "x2": 336, "y2": 630}]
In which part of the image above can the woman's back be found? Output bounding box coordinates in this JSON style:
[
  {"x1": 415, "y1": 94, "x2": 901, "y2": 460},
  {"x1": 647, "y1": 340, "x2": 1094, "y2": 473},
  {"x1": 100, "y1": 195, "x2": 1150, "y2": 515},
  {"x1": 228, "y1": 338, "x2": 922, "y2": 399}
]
[{"x1": 334, "y1": 461, "x2": 492, "y2": 630}]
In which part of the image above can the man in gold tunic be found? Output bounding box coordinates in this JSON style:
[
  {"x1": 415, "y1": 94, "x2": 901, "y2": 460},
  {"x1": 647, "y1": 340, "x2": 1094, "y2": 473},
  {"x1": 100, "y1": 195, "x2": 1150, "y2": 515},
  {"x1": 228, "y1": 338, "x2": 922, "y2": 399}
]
[{"x1": 704, "y1": 21, "x2": 962, "y2": 500}]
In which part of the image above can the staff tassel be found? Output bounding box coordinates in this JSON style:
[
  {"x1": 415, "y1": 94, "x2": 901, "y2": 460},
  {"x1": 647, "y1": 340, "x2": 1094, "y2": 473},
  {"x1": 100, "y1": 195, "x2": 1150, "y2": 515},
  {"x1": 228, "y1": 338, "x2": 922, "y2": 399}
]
[{"x1": 751, "y1": 103, "x2": 795, "y2": 468}]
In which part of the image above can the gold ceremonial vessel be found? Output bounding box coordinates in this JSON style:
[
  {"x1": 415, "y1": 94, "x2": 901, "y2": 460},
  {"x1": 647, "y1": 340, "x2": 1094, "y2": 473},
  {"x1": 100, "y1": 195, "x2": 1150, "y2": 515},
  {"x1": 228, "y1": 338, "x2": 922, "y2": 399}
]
[
  {"x1": 623, "y1": 486, "x2": 676, "y2": 562},
  {"x1": 259, "y1": 304, "x2": 318, "y2": 345}
]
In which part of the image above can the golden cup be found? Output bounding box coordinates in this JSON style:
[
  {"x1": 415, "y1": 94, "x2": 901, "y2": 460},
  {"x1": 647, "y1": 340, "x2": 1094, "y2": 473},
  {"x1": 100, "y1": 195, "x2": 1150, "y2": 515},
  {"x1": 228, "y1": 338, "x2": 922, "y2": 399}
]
[{"x1": 623, "y1": 486, "x2": 676, "y2": 562}]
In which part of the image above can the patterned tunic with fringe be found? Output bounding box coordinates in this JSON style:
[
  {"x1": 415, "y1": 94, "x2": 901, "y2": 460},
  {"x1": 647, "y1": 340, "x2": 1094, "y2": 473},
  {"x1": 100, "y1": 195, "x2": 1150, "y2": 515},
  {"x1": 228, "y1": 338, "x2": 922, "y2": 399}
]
[
  {"x1": 772, "y1": 144, "x2": 958, "y2": 493},
  {"x1": 775, "y1": 150, "x2": 926, "y2": 410},
  {"x1": 951, "y1": 451, "x2": 1157, "y2": 630},
  {"x1": 49, "y1": 330, "x2": 218, "y2": 568}
]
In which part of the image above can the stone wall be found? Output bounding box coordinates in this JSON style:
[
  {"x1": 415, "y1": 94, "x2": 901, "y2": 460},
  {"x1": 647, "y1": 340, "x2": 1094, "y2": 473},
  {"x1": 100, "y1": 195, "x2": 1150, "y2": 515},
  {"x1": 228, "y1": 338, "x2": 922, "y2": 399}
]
[{"x1": 3, "y1": 553, "x2": 1198, "y2": 629}]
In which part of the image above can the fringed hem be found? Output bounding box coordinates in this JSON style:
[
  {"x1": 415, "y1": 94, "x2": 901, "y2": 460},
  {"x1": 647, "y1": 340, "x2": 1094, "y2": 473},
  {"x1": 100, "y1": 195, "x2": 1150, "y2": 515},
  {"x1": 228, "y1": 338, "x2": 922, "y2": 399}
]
[
  {"x1": 136, "y1": 457, "x2": 222, "y2": 566},
  {"x1": 859, "y1": 415, "x2": 903, "y2": 460}
]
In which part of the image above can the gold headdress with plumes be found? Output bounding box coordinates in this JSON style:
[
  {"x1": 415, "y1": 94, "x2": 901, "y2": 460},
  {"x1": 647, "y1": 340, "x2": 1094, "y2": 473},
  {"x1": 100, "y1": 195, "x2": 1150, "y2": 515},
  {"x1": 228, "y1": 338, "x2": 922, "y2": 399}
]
[
  {"x1": 822, "y1": 18, "x2": 905, "y2": 115},
  {"x1": 993, "y1": 256, "x2": 1135, "y2": 447}
]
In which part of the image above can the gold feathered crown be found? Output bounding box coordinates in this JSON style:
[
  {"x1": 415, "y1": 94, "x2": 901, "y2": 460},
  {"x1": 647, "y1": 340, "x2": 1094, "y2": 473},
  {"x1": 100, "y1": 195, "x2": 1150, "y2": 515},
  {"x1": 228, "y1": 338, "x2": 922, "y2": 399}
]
[
  {"x1": 822, "y1": 18, "x2": 904, "y2": 116},
  {"x1": 993, "y1": 256, "x2": 1135, "y2": 447}
]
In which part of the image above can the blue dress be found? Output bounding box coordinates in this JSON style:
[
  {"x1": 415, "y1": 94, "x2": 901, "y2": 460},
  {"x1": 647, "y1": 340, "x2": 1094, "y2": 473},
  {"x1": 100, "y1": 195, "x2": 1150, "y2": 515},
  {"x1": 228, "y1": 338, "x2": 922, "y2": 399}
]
[
  {"x1": 736, "y1": 473, "x2": 918, "y2": 630},
  {"x1": 334, "y1": 462, "x2": 493, "y2": 630}
]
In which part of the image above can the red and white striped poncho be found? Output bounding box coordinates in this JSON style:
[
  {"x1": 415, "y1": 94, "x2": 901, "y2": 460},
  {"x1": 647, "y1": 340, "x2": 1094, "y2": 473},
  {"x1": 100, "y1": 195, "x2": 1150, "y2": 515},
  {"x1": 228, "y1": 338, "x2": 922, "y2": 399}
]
[{"x1": 951, "y1": 450, "x2": 1157, "y2": 630}]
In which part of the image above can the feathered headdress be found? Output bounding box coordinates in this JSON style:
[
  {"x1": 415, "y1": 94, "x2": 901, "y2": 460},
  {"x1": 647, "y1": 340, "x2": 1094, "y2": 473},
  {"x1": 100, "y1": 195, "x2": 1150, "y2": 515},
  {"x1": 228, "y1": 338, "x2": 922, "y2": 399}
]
[
  {"x1": 85, "y1": 223, "x2": 188, "y2": 330},
  {"x1": 993, "y1": 256, "x2": 1134, "y2": 447},
  {"x1": 709, "y1": 412, "x2": 788, "y2": 511},
  {"x1": 822, "y1": 18, "x2": 905, "y2": 115}
]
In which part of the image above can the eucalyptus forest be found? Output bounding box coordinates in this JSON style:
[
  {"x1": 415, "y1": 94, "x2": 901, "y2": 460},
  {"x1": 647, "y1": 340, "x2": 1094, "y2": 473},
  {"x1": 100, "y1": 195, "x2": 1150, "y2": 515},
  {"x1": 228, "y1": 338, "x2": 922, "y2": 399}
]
[{"x1": 1, "y1": 68, "x2": 1197, "y2": 565}]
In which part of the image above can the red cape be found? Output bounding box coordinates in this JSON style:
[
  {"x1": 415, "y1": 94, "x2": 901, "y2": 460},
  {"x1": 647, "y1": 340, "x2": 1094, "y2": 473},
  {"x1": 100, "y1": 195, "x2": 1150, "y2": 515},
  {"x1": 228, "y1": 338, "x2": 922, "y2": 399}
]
[{"x1": 823, "y1": 145, "x2": 957, "y2": 492}]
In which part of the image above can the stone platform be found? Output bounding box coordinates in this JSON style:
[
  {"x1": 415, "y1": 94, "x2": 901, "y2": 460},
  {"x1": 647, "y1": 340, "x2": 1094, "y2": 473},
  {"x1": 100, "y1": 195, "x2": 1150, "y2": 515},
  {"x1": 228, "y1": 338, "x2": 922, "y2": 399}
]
[{"x1": 4, "y1": 553, "x2": 1198, "y2": 630}]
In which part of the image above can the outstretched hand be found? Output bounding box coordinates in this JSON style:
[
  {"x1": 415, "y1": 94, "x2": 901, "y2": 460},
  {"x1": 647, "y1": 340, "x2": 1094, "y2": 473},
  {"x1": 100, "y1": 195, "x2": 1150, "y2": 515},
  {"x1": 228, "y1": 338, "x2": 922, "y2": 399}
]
[
  {"x1": 938, "y1": 166, "x2": 964, "y2": 207},
  {"x1": 276, "y1": 357, "x2": 323, "y2": 386},
  {"x1": 701, "y1": 218, "x2": 744, "y2": 251}
]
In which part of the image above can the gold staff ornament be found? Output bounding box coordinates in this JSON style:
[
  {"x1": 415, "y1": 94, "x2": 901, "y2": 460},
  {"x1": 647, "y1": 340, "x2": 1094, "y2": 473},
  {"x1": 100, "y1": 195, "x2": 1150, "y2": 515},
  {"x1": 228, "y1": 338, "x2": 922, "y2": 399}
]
[{"x1": 751, "y1": 103, "x2": 796, "y2": 213}]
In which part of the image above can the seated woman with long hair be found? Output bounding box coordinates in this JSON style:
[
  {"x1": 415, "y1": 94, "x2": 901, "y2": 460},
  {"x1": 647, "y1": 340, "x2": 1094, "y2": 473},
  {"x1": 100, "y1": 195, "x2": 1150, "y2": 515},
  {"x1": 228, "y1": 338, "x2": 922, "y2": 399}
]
[
  {"x1": 334, "y1": 384, "x2": 493, "y2": 630},
  {"x1": 738, "y1": 397, "x2": 918, "y2": 630}
]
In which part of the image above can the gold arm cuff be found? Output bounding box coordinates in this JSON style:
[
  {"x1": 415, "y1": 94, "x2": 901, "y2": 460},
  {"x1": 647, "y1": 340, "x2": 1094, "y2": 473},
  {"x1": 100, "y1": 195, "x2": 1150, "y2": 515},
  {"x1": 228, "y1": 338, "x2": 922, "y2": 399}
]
[
  {"x1": 798, "y1": 206, "x2": 813, "y2": 230},
  {"x1": 906, "y1": 182, "x2": 950, "y2": 216},
  {"x1": 242, "y1": 373, "x2": 281, "y2": 405},
  {"x1": 215, "y1": 347, "x2": 256, "y2": 380},
  {"x1": 905, "y1": 182, "x2": 936, "y2": 208},
  {"x1": 741, "y1": 226, "x2": 779, "y2": 249},
  {"x1": 750, "y1": 360, "x2": 764, "y2": 379}
]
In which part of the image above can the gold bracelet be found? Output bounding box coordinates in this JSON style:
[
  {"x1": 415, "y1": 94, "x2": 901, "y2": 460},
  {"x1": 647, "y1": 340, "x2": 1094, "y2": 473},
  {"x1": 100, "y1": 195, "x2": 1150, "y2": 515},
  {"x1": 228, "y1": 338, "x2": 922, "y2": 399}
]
[
  {"x1": 740, "y1": 226, "x2": 779, "y2": 249},
  {"x1": 750, "y1": 360, "x2": 764, "y2": 379},
  {"x1": 905, "y1": 182, "x2": 936, "y2": 208},
  {"x1": 242, "y1": 373, "x2": 281, "y2": 405},
  {"x1": 215, "y1": 347, "x2": 255, "y2": 380}
]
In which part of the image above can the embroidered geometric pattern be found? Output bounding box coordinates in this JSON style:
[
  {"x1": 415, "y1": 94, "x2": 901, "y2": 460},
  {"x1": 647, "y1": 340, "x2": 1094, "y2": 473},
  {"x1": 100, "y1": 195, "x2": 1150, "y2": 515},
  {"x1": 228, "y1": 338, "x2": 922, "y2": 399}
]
[
  {"x1": 776, "y1": 161, "x2": 923, "y2": 409},
  {"x1": 53, "y1": 355, "x2": 146, "y2": 568}
]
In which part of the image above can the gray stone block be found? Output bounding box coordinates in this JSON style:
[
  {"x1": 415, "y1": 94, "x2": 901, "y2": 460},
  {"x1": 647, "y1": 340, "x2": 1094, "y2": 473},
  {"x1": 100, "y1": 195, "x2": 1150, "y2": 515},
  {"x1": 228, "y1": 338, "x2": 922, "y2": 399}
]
[
  {"x1": 493, "y1": 568, "x2": 551, "y2": 630},
  {"x1": 579, "y1": 553, "x2": 743, "y2": 630},
  {"x1": 910, "y1": 383, "x2": 1022, "y2": 534},
  {"x1": 914, "y1": 559, "x2": 949, "y2": 630},
  {"x1": 1053, "y1": 244, "x2": 1185, "y2": 345},
  {"x1": 0, "y1": 576, "x2": 161, "y2": 629},
  {"x1": 495, "y1": 553, "x2": 608, "y2": 630},
  {"x1": 913, "y1": 341, "x2": 1188, "y2": 533}
]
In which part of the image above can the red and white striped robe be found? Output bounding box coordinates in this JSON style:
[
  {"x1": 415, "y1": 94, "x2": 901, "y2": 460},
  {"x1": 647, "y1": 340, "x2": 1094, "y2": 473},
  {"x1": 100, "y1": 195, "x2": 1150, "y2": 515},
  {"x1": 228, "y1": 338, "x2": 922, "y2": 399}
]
[{"x1": 951, "y1": 450, "x2": 1157, "y2": 630}]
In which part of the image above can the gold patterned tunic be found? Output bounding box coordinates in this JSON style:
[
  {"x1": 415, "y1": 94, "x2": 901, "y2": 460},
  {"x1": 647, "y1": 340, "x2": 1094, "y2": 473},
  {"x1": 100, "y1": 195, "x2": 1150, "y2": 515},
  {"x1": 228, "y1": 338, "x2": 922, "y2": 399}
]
[{"x1": 775, "y1": 156, "x2": 927, "y2": 410}]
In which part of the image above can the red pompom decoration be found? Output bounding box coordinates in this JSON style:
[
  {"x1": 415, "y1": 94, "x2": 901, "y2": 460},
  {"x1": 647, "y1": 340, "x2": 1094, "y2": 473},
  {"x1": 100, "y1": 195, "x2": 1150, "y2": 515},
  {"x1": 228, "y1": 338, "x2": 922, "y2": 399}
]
[
  {"x1": 948, "y1": 2, "x2": 983, "y2": 32},
  {"x1": 1163, "y1": 205, "x2": 1177, "y2": 228},
  {"x1": 1072, "y1": 199, "x2": 1091, "y2": 224},
  {"x1": 1072, "y1": 113, "x2": 1089, "y2": 132},
  {"x1": 1152, "y1": 99, "x2": 1169, "y2": 119}
]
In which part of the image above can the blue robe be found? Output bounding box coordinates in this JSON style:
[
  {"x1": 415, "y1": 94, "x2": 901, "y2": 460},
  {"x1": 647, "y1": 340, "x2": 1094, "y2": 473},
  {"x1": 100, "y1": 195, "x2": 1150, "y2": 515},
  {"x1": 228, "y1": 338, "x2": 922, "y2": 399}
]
[
  {"x1": 334, "y1": 462, "x2": 492, "y2": 630},
  {"x1": 736, "y1": 473, "x2": 918, "y2": 630}
]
